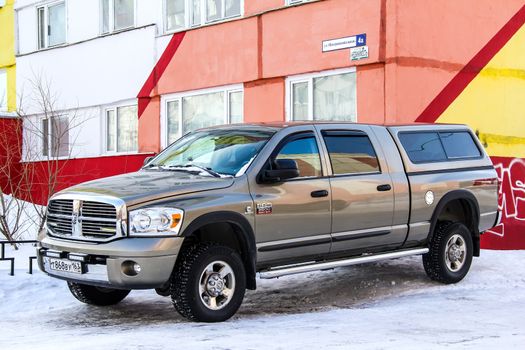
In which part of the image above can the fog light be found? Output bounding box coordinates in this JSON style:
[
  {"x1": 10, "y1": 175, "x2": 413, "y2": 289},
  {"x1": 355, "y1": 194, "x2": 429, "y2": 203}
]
[
  {"x1": 122, "y1": 260, "x2": 141, "y2": 276},
  {"x1": 133, "y1": 263, "x2": 141, "y2": 273}
]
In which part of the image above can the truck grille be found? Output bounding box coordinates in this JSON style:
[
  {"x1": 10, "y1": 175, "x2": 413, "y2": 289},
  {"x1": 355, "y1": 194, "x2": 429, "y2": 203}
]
[{"x1": 47, "y1": 199, "x2": 121, "y2": 241}]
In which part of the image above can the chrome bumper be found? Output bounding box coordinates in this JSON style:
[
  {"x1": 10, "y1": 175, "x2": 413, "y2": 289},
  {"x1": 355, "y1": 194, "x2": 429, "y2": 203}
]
[{"x1": 38, "y1": 235, "x2": 185, "y2": 289}]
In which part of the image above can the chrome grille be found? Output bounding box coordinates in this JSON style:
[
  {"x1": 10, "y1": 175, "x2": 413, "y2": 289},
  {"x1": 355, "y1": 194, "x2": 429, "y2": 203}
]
[{"x1": 46, "y1": 198, "x2": 121, "y2": 242}]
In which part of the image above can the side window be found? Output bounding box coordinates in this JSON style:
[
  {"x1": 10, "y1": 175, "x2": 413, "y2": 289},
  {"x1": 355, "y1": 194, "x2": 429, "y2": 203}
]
[
  {"x1": 275, "y1": 136, "x2": 322, "y2": 178},
  {"x1": 439, "y1": 132, "x2": 481, "y2": 159},
  {"x1": 322, "y1": 131, "x2": 380, "y2": 174},
  {"x1": 399, "y1": 132, "x2": 447, "y2": 163}
]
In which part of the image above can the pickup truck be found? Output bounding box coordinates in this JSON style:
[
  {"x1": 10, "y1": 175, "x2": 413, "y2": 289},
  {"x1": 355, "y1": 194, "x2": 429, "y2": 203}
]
[{"x1": 37, "y1": 122, "x2": 500, "y2": 322}]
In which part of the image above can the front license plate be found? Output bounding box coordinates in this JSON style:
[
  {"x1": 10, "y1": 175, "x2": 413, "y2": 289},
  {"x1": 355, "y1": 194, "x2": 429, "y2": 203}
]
[{"x1": 47, "y1": 258, "x2": 83, "y2": 274}]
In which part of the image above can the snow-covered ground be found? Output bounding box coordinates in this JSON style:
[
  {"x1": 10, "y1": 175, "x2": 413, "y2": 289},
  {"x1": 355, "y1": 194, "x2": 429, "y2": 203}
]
[{"x1": 1, "y1": 248, "x2": 524, "y2": 350}]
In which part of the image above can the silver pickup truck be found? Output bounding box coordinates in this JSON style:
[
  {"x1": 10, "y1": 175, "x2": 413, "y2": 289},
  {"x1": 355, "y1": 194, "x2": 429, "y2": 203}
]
[{"x1": 38, "y1": 122, "x2": 500, "y2": 322}]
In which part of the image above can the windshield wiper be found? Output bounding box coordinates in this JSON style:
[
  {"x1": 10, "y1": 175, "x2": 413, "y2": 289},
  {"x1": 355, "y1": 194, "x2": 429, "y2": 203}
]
[
  {"x1": 176, "y1": 164, "x2": 224, "y2": 178},
  {"x1": 161, "y1": 165, "x2": 225, "y2": 178}
]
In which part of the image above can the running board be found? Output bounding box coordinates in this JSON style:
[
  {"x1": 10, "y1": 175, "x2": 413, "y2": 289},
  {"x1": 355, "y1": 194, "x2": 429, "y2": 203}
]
[{"x1": 258, "y1": 248, "x2": 429, "y2": 279}]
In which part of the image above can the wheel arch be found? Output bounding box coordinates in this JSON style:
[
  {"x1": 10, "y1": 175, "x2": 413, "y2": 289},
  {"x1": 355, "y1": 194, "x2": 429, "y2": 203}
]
[
  {"x1": 428, "y1": 190, "x2": 481, "y2": 256},
  {"x1": 180, "y1": 211, "x2": 257, "y2": 290}
]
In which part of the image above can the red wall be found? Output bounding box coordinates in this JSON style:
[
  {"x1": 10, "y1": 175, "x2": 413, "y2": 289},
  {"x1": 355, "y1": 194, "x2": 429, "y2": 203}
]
[
  {"x1": 21, "y1": 154, "x2": 151, "y2": 205},
  {"x1": 0, "y1": 118, "x2": 22, "y2": 195}
]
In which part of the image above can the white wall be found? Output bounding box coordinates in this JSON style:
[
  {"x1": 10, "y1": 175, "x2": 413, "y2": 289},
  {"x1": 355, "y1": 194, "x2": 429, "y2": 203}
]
[
  {"x1": 17, "y1": 25, "x2": 158, "y2": 112},
  {"x1": 15, "y1": 0, "x2": 164, "y2": 54}
]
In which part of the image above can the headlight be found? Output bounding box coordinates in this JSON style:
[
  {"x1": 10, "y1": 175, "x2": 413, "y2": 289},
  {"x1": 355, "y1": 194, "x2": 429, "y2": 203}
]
[{"x1": 129, "y1": 207, "x2": 184, "y2": 236}]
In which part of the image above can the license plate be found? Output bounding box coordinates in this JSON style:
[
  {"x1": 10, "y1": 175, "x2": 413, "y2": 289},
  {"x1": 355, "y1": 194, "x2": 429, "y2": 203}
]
[{"x1": 46, "y1": 258, "x2": 83, "y2": 274}]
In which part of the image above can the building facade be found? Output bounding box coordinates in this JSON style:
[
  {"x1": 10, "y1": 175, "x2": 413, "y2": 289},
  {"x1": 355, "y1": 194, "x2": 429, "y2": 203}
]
[{"x1": 4, "y1": 0, "x2": 525, "y2": 248}]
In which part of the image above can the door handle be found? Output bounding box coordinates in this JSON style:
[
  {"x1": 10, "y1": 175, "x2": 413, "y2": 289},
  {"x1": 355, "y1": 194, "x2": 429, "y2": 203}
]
[
  {"x1": 311, "y1": 190, "x2": 329, "y2": 198},
  {"x1": 377, "y1": 184, "x2": 392, "y2": 192}
]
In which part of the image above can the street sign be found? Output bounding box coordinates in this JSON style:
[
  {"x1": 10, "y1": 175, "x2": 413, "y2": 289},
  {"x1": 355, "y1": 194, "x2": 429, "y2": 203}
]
[
  {"x1": 322, "y1": 34, "x2": 366, "y2": 52},
  {"x1": 351, "y1": 46, "x2": 369, "y2": 61}
]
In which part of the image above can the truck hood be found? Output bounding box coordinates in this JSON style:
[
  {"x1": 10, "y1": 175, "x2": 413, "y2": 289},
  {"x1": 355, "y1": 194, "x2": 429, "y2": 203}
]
[{"x1": 56, "y1": 170, "x2": 235, "y2": 206}]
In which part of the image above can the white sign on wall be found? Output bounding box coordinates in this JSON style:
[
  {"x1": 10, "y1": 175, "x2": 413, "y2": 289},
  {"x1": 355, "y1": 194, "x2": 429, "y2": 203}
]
[
  {"x1": 350, "y1": 46, "x2": 369, "y2": 61},
  {"x1": 322, "y1": 34, "x2": 366, "y2": 52}
]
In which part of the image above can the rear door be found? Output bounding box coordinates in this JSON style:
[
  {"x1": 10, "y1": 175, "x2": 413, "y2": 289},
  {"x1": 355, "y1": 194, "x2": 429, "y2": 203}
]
[{"x1": 316, "y1": 125, "x2": 406, "y2": 253}]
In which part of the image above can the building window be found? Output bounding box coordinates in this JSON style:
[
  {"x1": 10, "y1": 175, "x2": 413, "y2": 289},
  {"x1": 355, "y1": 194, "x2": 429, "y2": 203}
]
[
  {"x1": 0, "y1": 69, "x2": 6, "y2": 111},
  {"x1": 165, "y1": 0, "x2": 242, "y2": 33},
  {"x1": 163, "y1": 86, "x2": 243, "y2": 145},
  {"x1": 287, "y1": 68, "x2": 357, "y2": 122},
  {"x1": 42, "y1": 117, "x2": 69, "y2": 157},
  {"x1": 101, "y1": 0, "x2": 135, "y2": 34},
  {"x1": 37, "y1": 2, "x2": 66, "y2": 49},
  {"x1": 105, "y1": 105, "x2": 138, "y2": 153}
]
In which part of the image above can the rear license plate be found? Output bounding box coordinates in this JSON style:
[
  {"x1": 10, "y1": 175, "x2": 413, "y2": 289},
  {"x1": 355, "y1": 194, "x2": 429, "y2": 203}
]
[{"x1": 46, "y1": 258, "x2": 83, "y2": 274}]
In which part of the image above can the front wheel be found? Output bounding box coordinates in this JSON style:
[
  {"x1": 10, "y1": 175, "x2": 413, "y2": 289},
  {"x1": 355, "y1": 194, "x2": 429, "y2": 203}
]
[
  {"x1": 67, "y1": 282, "x2": 130, "y2": 306},
  {"x1": 170, "y1": 242, "x2": 246, "y2": 322},
  {"x1": 423, "y1": 222, "x2": 473, "y2": 284}
]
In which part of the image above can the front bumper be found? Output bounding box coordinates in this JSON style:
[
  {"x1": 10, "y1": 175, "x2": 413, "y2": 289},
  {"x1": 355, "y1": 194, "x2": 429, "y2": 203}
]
[{"x1": 38, "y1": 234, "x2": 185, "y2": 289}]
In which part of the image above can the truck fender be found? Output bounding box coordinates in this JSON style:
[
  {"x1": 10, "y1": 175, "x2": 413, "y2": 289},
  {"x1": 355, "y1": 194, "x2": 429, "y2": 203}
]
[
  {"x1": 428, "y1": 190, "x2": 481, "y2": 256},
  {"x1": 180, "y1": 211, "x2": 257, "y2": 290}
]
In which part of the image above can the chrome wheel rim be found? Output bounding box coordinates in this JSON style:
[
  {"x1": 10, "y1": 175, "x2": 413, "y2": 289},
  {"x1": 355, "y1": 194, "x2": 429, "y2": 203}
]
[
  {"x1": 198, "y1": 260, "x2": 235, "y2": 311},
  {"x1": 444, "y1": 234, "x2": 467, "y2": 272}
]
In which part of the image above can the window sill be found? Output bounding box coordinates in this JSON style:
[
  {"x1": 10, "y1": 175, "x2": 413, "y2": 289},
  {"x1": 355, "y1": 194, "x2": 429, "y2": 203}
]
[
  {"x1": 21, "y1": 151, "x2": 155, "y2": 163},
  {"x1": 160, "y1": 14, "x2": 243, "y2": 37},
  {"x1": 17, "y1": 24, "x2": 156, "y2": 58}
]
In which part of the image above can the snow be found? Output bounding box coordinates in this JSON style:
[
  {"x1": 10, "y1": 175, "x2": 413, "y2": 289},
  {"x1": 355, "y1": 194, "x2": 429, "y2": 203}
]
[
  {"x1": 1, "y1": 249, "x2": 524, "y2": 349},
  {"x1": 0, "y1": 195, "x2": 42, "y2": 241}
]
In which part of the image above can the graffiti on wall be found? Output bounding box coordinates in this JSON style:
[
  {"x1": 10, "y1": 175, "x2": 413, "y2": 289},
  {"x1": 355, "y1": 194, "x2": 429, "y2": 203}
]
[{"x1": 483, "y1": 157, "x2": 525, "y2": 249}]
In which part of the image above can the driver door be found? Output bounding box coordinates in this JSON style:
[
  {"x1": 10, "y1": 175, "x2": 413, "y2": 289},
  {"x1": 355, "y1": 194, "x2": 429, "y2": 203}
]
[{"x1": 249, "y1": 131, "x2": 331, "y2": 265}]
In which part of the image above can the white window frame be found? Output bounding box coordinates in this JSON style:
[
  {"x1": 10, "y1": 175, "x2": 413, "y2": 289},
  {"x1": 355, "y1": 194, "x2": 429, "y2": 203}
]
[
  {"x1": 163, "y1": 0, "x2": 244, "y2": 34},
  {"x1": 37, "y1": 1, "x2": 67, "y2": 50},
  {"x1": 100, "y1": 0, "x2": 137, "y2": 35},
  {"x1": 41, "y1": 116, "x2": 69, "y2": 159},
  {"x1": 103, "y1": 103, "x2": 139, "y2": 154},
  {"x1": 0, "y1": 69, "x2": 7, "y2": 112},
  {"x1": 286, "y1": 0, "x2": 308, "y2": 5},
  {"x1": 285, "y1": 67, "x2": 357, "y2": 121},
  {"x1": 160, "y1": 84, "x2": 243, "y2": 148}
]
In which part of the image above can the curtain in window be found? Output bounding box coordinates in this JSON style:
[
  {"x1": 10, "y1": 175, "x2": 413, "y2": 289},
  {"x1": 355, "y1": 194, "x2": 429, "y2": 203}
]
[
  {"x1": 50, "y1": 117, "x2": 69, "y2": 157},
  {"x1": 106, "y1": 110, "x2": 116, "y2": 151},
  {"x1": 313, "y1": 72, "x2": 356, "y2": 121},
  {"x1": 292, "y1": 82, "x2": 309, "y2": 120},
  {"x1": 182, "y1": 92, "x2": 224, "y2": 134},
  {"x1": 167, "y1": 100, "x2": 180, "y2": 144},
  {"x1": 225, "y1": 0, "x2": 241, "y2": 17},
  {"x1": 166, "y1": 0, "x2": 185, "y2": 31},
  {"x1": 114, "y1": 0, "x2": 134, "y2": 30},
  {"x1": 101, "y1": 0, "x2": 110, "y2": 33},
  {"x1": 117, "y1": 105, "x2": 138, "y2": 152},
  {"x1": 206, "y1": 0, "x2": 221, "y2": 22},
  {"x1": 48, "y1": 3, "x2": 66, "y2": 46},
  {"x1": 42, "y1": 119, "x2": 49, "y2": 156},
  {"x1": 229, "y1": 91, "x2": 243, "y2": 124},
  {"x1": 191, "y1": 0, "x2": 201, "y2": 26}
]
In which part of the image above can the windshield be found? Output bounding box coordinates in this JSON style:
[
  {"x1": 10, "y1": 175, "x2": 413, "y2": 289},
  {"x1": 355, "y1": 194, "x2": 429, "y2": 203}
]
[{"x1": 145, "y1": 129, "x2": 275, "y2": 177}]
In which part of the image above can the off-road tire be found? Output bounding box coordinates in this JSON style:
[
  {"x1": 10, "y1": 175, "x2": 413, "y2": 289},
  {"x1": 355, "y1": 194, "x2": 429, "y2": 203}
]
[
  {"x1": 423, "y1": 222, "x2": 473, "y2": 284},
  {"x1": 170, "y1": 242, "x2": 246, "y2": 322},
  {"x1": 67, "y1": 282, "x2": 130, "y2": 306}
]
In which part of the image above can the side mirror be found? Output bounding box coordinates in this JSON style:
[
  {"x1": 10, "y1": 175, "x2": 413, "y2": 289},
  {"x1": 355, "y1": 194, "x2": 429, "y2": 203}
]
[
  {"x1": 261, "y1": 159, "x2": 300, "y2": 183},
  {"x1": 143, "y1": 155, "x2": 155, "y2": 167}
]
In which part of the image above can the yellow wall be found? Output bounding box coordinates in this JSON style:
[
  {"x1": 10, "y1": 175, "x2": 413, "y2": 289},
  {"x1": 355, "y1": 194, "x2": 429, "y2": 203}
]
[
  {"x1": 0, "y1": 0, "x2": 16, "y2": 112},
  {"x1": 437, "y1": 23, "x2": 525, "y2": 159}
]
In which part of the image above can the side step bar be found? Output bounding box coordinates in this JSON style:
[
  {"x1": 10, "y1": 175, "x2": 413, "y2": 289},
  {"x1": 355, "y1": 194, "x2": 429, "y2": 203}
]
[{"x1": 258, "y1": 247, "x2": 429, "y2": 279}]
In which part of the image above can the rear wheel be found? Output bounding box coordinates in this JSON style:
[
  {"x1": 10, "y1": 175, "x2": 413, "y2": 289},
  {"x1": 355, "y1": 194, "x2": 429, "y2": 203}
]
[
  {"x1": 67, "y1": 282, "x2": 130, "y2": 306},
  {"x1": 423, "y1": 222, "x2": 473, "y2": 284},
  {"x1": 170, "y1": 242, "x2": 246, "y2": 322}
]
